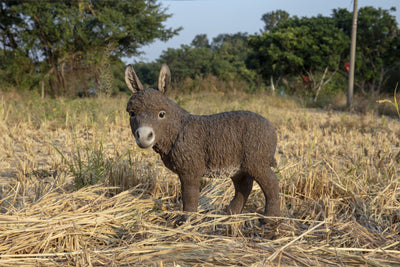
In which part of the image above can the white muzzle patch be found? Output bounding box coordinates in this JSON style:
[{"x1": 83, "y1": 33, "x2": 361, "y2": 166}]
[{"x1": 135, "y1": 126, "x2": 155, "y2": 148}]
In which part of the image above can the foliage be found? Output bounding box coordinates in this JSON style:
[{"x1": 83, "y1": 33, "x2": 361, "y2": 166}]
[
  {"x1": 211, "y1": 33, "x2": 259, "y2": 87},
  {"x1": 1, "y1": 3, "x2": 399, "y2": 100},
  {"x1": 0, "y1": 0, "x2": 180, "y2": 96},
  {"x1": 261, "y1": 9, "x2": 290, "y2": 32},
  {"x1": 136, "y1": 33, "x2": 261, "y2": 92},
  {"x1": 55, "y1": 141, "x2": 113, "y2": 189},
  {"x1": 247, "y1": 13, "x2": 350, "y2": 98},
  {"x1": 246, "y1": 6, "x2": 400, "y2": 98},
  {"x1": 138, "y1": 6, "x2": 399, "y2": 99},
  {"x1": 332, "y1": 6, "x2": 400, "y2": 93},
  {"x1": 159, "y1": 44, "x2": 213, "y2": 81},
  {"x1": 130, "y1": 61, "x2": 161, "y2": 88}
]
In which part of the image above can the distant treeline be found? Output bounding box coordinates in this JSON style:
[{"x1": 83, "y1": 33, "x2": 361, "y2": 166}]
[
  {"x1": 0, "y1": 1, "x2": 399, "y2": 99},
  {"x1": 135, "y1": 7, "x2": 400, "y2": 100}
]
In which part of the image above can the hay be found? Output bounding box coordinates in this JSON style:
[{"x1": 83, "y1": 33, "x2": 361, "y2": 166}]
[
  {"x1": 1, "y1": 91, "x2": 400, "y2": 266},
  {"x1": 1, "y1": 183, "x2": 400, "y2": 266}
]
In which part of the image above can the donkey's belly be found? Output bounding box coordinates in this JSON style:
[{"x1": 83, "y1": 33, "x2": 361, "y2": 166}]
[{"x1": 203, "y1": 165, "x2": 241, "y2": 179}]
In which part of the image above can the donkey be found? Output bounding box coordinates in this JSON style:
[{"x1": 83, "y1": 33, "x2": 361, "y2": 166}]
[{"x1": 125, "y1": 64, "x2": 280, "y2": 224}]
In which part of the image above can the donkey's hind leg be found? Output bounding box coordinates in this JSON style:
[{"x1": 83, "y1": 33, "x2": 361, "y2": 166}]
[
  {"x1": 251, "y1": 167, "x2": 280, "y2": 217},
  {"x1": 227, "y1": 173, "x2": 253, "y2": 215}
]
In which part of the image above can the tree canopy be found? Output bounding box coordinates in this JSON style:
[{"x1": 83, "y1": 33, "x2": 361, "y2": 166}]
[
  {"x1": 332, "y1": 6, "x2": 400, "y2": 93},
  {"x1": 133, "y1": 6, "x2": 399, "y2": 99},
  {"x1": 0, "y1": 0, "x2": 180, "y2": 96},
  {"x1": 247, "y1": 6, "x2": 399, "y2": 96},
  {"x1": 1, "y1": 3, "x2": 399, "y2": 100},
  {"x1": 133, "y1": 33, "x2": 261, "y2": 92},
  {"x1": 247, "y1": 14, "x2": 349, "y2": 97}
]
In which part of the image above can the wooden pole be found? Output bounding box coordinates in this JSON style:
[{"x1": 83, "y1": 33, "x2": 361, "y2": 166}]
[
  {"x1": 347, "y1": 0, "x2": 358, "y2": 109},
  {"x1": 41, "y1": 80, "x2": 45, "y2": 99}
]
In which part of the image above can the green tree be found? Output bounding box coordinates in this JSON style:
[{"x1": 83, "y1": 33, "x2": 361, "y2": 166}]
[
  {"x1": 248, "y1": 12, "x2": 349, "y2": 97},
  {"x1": 131, "y1": 61, "x2": 161, "y2": 88},
  {"x1": 191, "y1": 34, "x2": 210, "y2": 48},
  {"x1": 156, "y1": 33, "x2": 260, "y2": 92},
  {"x1": 0, "y1": 0, "x2": 180, "y2": 96},
  {"x1": 211, "y1": 33, "x2": 259, "y2": 88},
  {"x1": 247, "y1": 26, "x2": 304, "y2": 91},
  {"x1": 159, "y1": 44, "x2": 213, "y2": 81},
  {"x1": 261, "y1": 9, "x2": 290, "y2": 32},
  {"x1": 333, "y1": 6, "x2": 400, "y2": 93}
]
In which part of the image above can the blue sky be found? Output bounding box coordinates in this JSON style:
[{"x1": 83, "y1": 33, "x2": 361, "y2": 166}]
[{"x1": 128, "y1": 0, "x2": 400, "y2": 63}]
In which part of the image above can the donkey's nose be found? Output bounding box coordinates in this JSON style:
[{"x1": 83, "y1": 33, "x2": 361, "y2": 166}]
[
  {"x1": 135, "y1": 126, "x2": 155, "y2": 148},
  {"x1": 135, "y1": 129, "x2": 153, "y2": 141}
]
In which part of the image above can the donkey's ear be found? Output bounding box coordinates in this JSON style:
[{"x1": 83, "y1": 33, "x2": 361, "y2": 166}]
[
  {"x1": 157, "y1": 64, "x2": 171, "y2": 94},
  {"x1": 125, "y1": 65, "x2": 144, "y2": 93}
]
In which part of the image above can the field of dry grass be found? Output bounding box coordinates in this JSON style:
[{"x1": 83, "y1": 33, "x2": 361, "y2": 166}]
[{"x1": 0, "y1": 90, "x2": 399, "y2": 266}]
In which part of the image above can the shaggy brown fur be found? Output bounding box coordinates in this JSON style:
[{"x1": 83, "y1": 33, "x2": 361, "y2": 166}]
[{"x1": 125, "y1": 64, "x2": 280, "y2": 224}]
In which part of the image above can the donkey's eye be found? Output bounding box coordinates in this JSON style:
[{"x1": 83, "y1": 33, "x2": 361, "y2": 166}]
[
  {"x1": 158, "y1": 111, "x2": 166, "y2": 119},
  {"x1": 129, "y1": 110, "x2": 136, "y2": 117}
]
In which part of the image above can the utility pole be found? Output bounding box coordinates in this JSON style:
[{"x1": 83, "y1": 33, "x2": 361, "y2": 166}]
[{"x1": 347, "y1": 0, "x2": 358, "y2": 109}]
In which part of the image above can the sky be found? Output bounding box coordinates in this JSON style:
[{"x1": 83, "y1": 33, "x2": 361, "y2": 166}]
[{"x1": 128, "y1": 0, "x2": 400, "y2": 63}]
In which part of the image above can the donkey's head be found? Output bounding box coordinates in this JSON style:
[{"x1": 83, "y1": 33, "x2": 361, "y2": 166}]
[{"x1": 125, "y1": 64, "x2": 188, "y2": 151}]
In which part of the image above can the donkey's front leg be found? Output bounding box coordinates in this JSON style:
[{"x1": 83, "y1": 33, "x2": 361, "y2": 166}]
[{"x1": 175, "y1": 174, "x2": 200, "y2": 226}]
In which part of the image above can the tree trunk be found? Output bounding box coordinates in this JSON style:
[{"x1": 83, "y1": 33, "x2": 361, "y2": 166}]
[
  {"x1": 314, "y1": 67, "x2": 328, "y2": 102},
  {"x1": 376, "y1": 67, "x2": 385, "y2": 93},
  {"x1": 270, "y1": 75, "x2": 275, "y2": 93}
]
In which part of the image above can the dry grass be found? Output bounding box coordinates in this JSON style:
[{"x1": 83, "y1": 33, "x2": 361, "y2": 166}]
[{"x1": 0, "y1": 90, "x2": 400, "y2": 266}]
